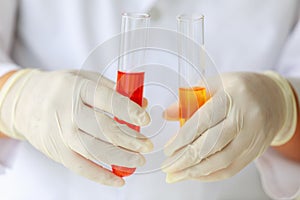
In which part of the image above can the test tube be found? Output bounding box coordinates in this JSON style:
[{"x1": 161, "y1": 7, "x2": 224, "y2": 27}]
[
  {"x1": 177, "y1": 14, "x2": 206, "y2": 126},
  {"x1": 113, "y1": 12, "x2": 150, "y2": 177}
]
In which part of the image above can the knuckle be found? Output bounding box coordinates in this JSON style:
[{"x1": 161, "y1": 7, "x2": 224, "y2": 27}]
[
  {"x1": 185, "y1": 145, "x2": 200, "y2": 163},
  {"x1": 188, "y1": 168, "x2": 198, "y2": 179}
]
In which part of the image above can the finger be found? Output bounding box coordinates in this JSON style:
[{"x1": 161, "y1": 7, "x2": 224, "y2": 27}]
[
  {"x1": 165, "y1": 131, "x2": 251, "y2": 183},
  {"x1": 75, "y1": 71, "x2": 147, "y2": 108},
  {"x1": 193, "y1": 154, "x2": 255, "y2": 182},
  {"x1": 172, "y1": 145, "x2": 259, "y2": 183},
  {"x1": 71, "y1": 70, "x2": 116, "y2": 89},
  {"x1": 163, "y1": 102, "x2": 180, "y2": 121},
  {"x1": 162, "y1": 119, "x2": 237, "y2": 173},
  {"x1": 142, "y1": 98, "x2": 148, "y2": 109},
  {"x1": 67, "y1": 129, "x2": 146, "y2": 168},
  {"x1": 61, "y1": 148, "x2": 124, "y2": 187},
  {"x1": 193, "y1": 141, "x2": 263, "y2": 182},
  {"x1": 164, "y1": 90, "x2": 230, "y2": 156},
  {"x1": 162, "y1": 144, "x2": 201, "y2": 174},
  {"x1": 80, "y1": 80, "x2": 150, "y2": 126},
  {"x1": 44, "y1": 130, "x2": 124, "y2": 187},
  {"x1": 76, "y1": 104, "x2": 153, "y2": 153}
]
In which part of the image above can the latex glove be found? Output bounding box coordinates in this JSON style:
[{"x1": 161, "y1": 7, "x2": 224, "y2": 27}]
[
  {"x1": 0, "y1": 69, "x2": 153, "y2": 187},
  {"x1": 162, "y1": 71, "x2": 297, "y2": 183}
]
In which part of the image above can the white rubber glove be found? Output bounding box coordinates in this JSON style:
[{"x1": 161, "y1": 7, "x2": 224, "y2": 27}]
[
  {"x1": 0, "y1": 69, "x2": 153, "y2": 187},
  {"x1": 162, "y1": 71, "x2": 297, "y2": 183}
]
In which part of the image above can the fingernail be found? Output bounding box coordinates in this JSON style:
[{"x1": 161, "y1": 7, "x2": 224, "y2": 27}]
[
  {"x1": 128, "y1": 154, "x2": 145, "y2": 167},
  {"x1": 140, "y1": 110, "x2": 151, "y2": 125},
  {"x1": 163, "y1": 135, "x2": 177, "y2": 156},
  {"x1": 142, "y1": 98, "x2": 148, "y2": 108},
  {"x1": 166, "y1": 173, "x2": 185, "y2": 183},
  {"x1": 164, "y1": 148, "x2": 172, "y2": 157},
  {"x1": 133, "y1": 109, "x2": 150, "y2": 126},
  {"x1": 162, "y1": 111, "x2": 167, "y2": 119},
  {"x1": 139, "y1": 140, "x2": 154, "y2": 153},
  {"x1": 113, "y1": 178, "x2": 125, "y2": 187},
  {"x1": 162, "y1": 110, "x2": 174, "y2": 120},
  {"x1": 139, "y1": 155, "x2": 146, "y2": 166},
  {"x1": 166, "y1": 174, "x2": 176, "y2": 183},
  {"x1": 161, "y1": 164, "x2": 171, "y2": 173}
]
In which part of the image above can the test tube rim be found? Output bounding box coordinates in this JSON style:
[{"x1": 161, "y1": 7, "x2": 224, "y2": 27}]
[
  {"x1": 122, "y1": 12, "x2": 151, "y2": 19},
  {"x1": 177, "y1": 13, "x2": 204, "y2": 22}
]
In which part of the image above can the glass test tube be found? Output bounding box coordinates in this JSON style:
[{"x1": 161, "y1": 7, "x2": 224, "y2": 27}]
[
  {"x1": 177, "y1": 14, "x2": 206, "y2": 126},
  {"x1": 113, "y1": 13, "x2": 150, "y2": 177}
]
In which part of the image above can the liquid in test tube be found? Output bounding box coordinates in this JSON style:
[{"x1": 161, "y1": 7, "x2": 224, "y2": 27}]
[
  {"x1": 116, "y1": 71, "x2": 144, "y2": 131},
  {"x1": 113, "y1": 12, "x2": 150, "y2": 177},
  {"x1": 177, "y1": 14, "x2": 207, "y2": 126}
]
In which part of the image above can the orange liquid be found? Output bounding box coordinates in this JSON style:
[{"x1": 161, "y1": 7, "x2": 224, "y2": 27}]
[
  {"x1": 112, "y1": 70, "x2": 145, "y2": 177},
  {"x1": 179, "y1": 87, "x2": 206, "y2": 126}
]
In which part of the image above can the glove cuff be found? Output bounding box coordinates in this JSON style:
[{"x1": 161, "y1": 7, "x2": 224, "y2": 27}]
[
  {"x1": 0, "y1": 69, "x2": 38, "y2": 140},
  {"x1": 264, "y1": 71, "x2": 297, "y2": 146}
]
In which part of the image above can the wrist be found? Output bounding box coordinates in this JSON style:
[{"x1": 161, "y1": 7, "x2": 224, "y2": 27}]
[
  {"x1": 0, "y1": 70, "x2": 18, "y2": 89},
  {"x1": 0, "y1": 71, "x2": 18, "y2": 138},
  {"x1": 273, "y1": 77, "x2": 300, "y2": 162},
  {"x1": 264, "y1": 71, "x2": 297, "y2": 146},
  {"x1": 0, "y1": 132, "x2": 7, "y2": 138},
  {"x1": 0, "y1": 69, "x2": 35, "y2": 140}
]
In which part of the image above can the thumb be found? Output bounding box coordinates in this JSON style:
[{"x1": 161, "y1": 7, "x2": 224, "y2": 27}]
[
  {"x1": 163, "y1": 102, "x2": 180, "y2": 121},
  {"x1": 142, "y1": 98, "x2": 148, "y2": 109}
]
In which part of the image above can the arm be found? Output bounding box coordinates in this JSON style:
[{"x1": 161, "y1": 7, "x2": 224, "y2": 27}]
[
  {"x1": 0, "y1": 70, "x2": 17, "y2": 139},
  {"x1": 0, "y1": 0, "x2": 20, "y2": 139},
  {"x1": 274, "y1": 78, "x2": 300, "y2": 162},
  {"x1": 274, "y1": 114, "x2": 300, "y2": 162},
  {"x1": 0, "y1": 0, "x2": 20, "y2": 142},
  {"x1": 0, "y1": 133, "x2": 6, "y2": 138},
  {"x1": 0, "y1": 0, "x2": 153, "y2": 186}
]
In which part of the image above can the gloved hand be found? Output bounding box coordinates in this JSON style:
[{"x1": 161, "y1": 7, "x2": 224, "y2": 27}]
[
  {"x1": 0, "y1": 69, "x2": 153, "y2": 187},
  {"x1": 162, "y1": 71, "x2": 297, "y2": 183}
]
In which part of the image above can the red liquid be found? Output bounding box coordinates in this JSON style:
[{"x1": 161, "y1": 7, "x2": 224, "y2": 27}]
[
  {"x1": 112, "y1": 70, "x2": 145, "y2": 177},
  {"x1": 179, "y1": 87, "x2": 206, "y2": 126}
]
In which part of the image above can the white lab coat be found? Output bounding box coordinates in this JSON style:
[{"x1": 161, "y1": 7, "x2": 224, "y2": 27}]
[{"x1": 0, "y1": 0, "x2": 300, "y2": 199}]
